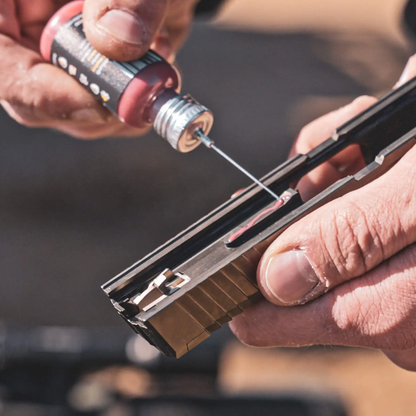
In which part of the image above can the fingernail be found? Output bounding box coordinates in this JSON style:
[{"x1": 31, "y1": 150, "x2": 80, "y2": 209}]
[
  {"x1": 71, "y1": 109, "x2": 107, "y2": 123},
  {"x1": 97, "y1": 9, "x2": 145, "y2": 45},
  {"x1": 264, "y1": 250, "x2": 319, "y2": 304}
]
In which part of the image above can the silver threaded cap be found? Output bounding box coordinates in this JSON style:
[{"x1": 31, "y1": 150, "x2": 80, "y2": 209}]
[{"x1": 153, "y1": 94, "x2": 214, "y2": 153}]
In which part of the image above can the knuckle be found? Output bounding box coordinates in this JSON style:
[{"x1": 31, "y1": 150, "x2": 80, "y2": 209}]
[
  {"x1": 4, "y1": 80, "x2": 67, "y2": 126},
  {"x1": 26, "y1": 85, "x2": 72, "y2": 123},
  {"x1": 1, "y1": 100, "x2": 41, "y2": 127},
  {"x1": 1, "y1": 65, "x2": 47, "y2": 126},
  {"x1": 320, "y1": 199, "x2": 384, "y2": 281}
]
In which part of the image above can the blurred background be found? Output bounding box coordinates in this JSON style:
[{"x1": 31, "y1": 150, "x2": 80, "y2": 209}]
[{"x1": 1, "y1": 0, "x2": 416, "y2": 414}]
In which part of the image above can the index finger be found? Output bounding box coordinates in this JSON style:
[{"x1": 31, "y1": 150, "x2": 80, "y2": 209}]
[{"x1": 0, "y1": 34, "x2": 110, "y2": 127}]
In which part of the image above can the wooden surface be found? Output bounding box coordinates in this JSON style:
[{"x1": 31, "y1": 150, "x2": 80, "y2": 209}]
[{"x1": 220, "y1": 344, "x2": 416, "y2": 416}]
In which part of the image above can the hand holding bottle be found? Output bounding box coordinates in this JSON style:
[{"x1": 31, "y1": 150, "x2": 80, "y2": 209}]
[{"x1": 0, "y1": 0, "x2": 198, "y2": 139}]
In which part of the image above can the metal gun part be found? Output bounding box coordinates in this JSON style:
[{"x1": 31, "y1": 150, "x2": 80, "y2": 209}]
[{"x1": 102, "y1": 76, "x2": 416, "y2": 358}]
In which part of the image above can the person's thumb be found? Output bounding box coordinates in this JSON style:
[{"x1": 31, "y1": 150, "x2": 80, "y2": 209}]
[
  {"x1": 256, "y1": 145, "x2": 416, "y2": 306},
  {"x1": 83, "y1": 0, "x2": 168, "y2": 61}
]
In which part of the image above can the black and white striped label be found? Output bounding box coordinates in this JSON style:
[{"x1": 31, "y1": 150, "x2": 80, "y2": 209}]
[{"x1": 51, "y1": 13, "x2": 163, "y2": 113}]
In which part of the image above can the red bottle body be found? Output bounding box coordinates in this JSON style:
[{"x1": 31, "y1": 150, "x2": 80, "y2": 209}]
[{"x1": 40, "y1": 1, "x2": 181, "y2": 129}]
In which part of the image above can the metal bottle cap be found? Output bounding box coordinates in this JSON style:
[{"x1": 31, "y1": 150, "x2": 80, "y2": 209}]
[{"x1": 153, "y1": 94, "x2": 214, "y2": 153}]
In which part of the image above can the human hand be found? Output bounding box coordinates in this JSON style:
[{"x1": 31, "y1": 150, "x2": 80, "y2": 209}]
[
  {"x1": 0, "y1": 0, "x2": 198, "y2": 139},
  {"x1": 230, "y1": 55, "x2": 416, "y2": 371}
]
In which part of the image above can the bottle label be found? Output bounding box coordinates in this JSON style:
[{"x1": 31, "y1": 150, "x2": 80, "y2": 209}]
[{"x1": 51, "y1": 13, "x2": 163, "y2": 114}]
